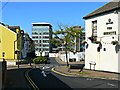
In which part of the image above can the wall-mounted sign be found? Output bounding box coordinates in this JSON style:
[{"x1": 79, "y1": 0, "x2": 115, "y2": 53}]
[
  {"x1": 106, "y1": 19, "x2": 113, "y2": 25},
  {"x1": 107, "y1": 27, "x2": 112, "y2": 30},
  {"x1": 15, "y1": 50, "x2": 20, "y2": 54},
  {"x1": 103, "y1": 31, "x2": 116, "y2": 35}
]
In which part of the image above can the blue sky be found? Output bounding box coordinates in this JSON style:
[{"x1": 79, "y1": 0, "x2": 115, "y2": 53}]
[{"x1": 2, "y1": 2, "x2": 107, "y2": 37}]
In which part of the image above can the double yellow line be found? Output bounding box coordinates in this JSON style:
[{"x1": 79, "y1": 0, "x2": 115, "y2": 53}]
[{"x1": 25, "y1": 69, "x2": 39, "y2": 90}]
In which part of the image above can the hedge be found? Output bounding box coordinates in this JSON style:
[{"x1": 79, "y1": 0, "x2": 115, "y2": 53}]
[{"x1": 33, "y1": 56, "x2": 47, "y2": 64}]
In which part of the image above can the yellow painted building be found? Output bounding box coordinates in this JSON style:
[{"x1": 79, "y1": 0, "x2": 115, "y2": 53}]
[{"x1": 0, "y1": 24, "x2": 18, "y2": 60}]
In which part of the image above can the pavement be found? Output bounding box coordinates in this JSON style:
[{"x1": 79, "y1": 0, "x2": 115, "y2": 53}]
[
  {"x1": 52, "y1": 57, "x2": 120, "y2": 81},
  {"x1": 54, "y1": 57, "x2": 85, "y2": 65}
]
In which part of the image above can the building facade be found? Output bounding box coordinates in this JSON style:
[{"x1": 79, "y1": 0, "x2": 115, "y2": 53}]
[
  {"x1": 83, "y1": 1, "x2": 120, "y2": 73},
  {"x1": 0, "y1": 23, "x2": 17, "y2": 60},
  {"x1": 22, "y1": 33, "x2": 30, "y2": 58},
  {"x1": 23, "y1": 33, "x2": 35, "y2": 59},
  {"x1": 8, "y1": 26, "x2": 24, "y2": 59},
  {"x1": 32, "y1": 22, "x2": 52, "y2": 56}
]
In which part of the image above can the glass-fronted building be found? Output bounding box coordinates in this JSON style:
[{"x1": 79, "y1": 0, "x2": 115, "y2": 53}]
[{"x1": 32, "y1": 22, "x2": 52, "y2": 56}]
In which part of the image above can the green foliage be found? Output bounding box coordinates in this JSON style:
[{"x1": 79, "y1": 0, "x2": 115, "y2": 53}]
[
  {"x1": 51, "y1": 25, "x2": 83, "y2": 51},
  {"x1": 51, "y1": 24, "x2": 83, "y2": 66},
  {"x1": 33, "y1": 56, "x2": 47, "y2": 64},
  {"x1": 50, "y1": 38, "x2": 60, "y2": 47},
  {"x1": 79, "y1": 71, "x2": 90, "y2": 75}
]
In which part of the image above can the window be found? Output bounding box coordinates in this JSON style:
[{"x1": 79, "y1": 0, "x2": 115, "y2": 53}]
[
  {"x1": 39, "y1": 40, "x2": 41, "y2": 43},
  {"x1": 43, "y1": 36, "x2": 49, "y2": 39},
  {"x1": 35, "y1": 44, "x2": 39, "y2": 46},
  {"x1": 91, "y1": 20, "x2": 97, "y2": 42},
  {"x1": 34, "y1": 40, "x2": 38, "y2": 43},
  {"x1": 43, "y1": 48, "x2": 49, "y2": 51},
  {"x1": 92, "y1": 20, "x2": 97, "y2": 37},
  {"x1": 32, "y1": 32, "x2": 38, "y2": 35},
  {"x1": 43, "y1": 32, "x2": 49, "y2": 35},
  {"x1": 103, "y1": 48, "x2": 106, "y2": 51},
  {"x1": 39, "y1": 44, "x2": 41, "y2": 47},
  {"x1": 39, "y1": 48, "x2": 41, "y2": 51},
  {"x1": 43, "y1": 40, "x2": 49, "y2": 43},
  {"x1": 32, "y1": 36, "x2": 35, "y2": 39},
  {"x1": 32, "y1": 36, "x2": 38, "y2": 39},
  {"x1": 43, "y1": 44, "x2": 49, "y2": 47}
]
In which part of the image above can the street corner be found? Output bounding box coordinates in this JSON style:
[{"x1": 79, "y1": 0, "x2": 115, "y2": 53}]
[{"x1": 51, "y1": 66, "x2": 120, "y2": 81}]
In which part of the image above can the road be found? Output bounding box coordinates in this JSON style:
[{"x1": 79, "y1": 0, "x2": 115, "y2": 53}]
[{"x1": 27, "y1": 57, "x2": 119, "y2": 90}]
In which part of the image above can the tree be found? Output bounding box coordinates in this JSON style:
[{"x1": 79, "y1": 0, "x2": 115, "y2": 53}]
[{"x1": 51, "y1": 24, "x2": 83, "y2": 67}]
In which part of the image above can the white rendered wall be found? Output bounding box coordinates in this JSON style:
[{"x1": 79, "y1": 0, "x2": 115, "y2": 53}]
[
  {"x1": 49, "y1": 53, "x2": 58, "y2": 57},
  {"x1": 58, "y1": 51, "x2": 85, "y2": 62},
  {"x1": 7, "y1": 61, "x2": 16, "y2": 66},
  {"x1": 85, "y1": 11, "x2": 119, "y2": 73}
]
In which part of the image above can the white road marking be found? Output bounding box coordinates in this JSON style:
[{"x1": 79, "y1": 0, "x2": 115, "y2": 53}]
[
  {"x1": 86, "y1": 78, "x2": 93, "y2": 81},
  {"x1": 107, "y1": 83, "x2": 116, "y2": 87},
  {"x1": 41, "y1": 71, "x2": 47, "y2": 77}
]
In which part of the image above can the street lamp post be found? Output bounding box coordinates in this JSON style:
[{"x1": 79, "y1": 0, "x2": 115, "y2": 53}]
[{"x1": 15, "y1": 50, "x2": 20, "y2": 68}]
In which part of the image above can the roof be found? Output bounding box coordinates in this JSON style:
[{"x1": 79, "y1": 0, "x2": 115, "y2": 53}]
[
  {"x1": 0, "y1": 24, "x2": 17, "y2": 35},
  {"x1": 32, "y1": 22, "x2": 51, "y2": 25},
  {"x1": 83, "y1": 1, "x2": 120, "y2": 19},
  {"x1": 32, "y1": 22, "x2": 52, "y2": 27},
  {"x1": 8, "y1": 26, "x2": 21, "y2": 33},
  {"x1": 8, "y1": 26, "x2": 20, "y2": 29}
]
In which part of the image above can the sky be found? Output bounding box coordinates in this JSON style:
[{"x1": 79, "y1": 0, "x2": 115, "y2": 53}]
[{"x1": 2, "y1": 2, "x2": 107, "y2": 37}]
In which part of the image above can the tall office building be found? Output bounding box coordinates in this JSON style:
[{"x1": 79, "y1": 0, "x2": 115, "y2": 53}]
[{"x1": 32, "y1": 22, "x2": 52, "y2": 56}]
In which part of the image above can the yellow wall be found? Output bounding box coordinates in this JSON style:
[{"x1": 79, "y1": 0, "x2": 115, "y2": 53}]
[
  {"x1": 0, "y1": 26, "x2": 2, "y2": 58},
  {"x1": 0, "y1": 25, "x2": 17, "y2": 60}
]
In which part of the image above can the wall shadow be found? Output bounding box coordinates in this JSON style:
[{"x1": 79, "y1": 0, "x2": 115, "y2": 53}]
[
  {"x1": 4, "y1": 67, "x2": 32, "y2": 89},
  {"x1": 29, "y1": 68, "x2": 73, "y2": 90},
  {"x1": 115, "y1": 45, "x2": 120, "y2": 53}
]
